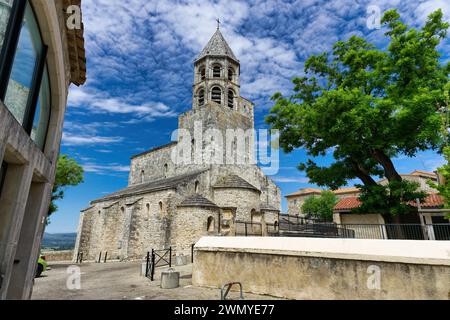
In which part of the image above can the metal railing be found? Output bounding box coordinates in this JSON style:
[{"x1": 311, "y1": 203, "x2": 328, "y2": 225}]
[
  {"x1": 279, "y1": 214, "x2": 325, "y2": 226},
  {"x1": 278, "y1": 222, "x2": 450, "y2": 240},
  {"x1": 145, "y1": 247, "x2": 172, "y2": 281}
]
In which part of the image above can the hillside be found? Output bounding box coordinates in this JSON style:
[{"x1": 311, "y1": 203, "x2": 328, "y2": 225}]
[{"x1": 42, "y1": 232, "x2": 77, "y2": 251}]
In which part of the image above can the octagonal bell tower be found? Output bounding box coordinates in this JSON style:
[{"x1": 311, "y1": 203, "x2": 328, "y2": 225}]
[{"x1": 192, "y1": 26, "x2": 241, "y2": 112}]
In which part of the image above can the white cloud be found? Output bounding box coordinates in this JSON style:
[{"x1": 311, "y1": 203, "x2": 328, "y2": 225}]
[
  {"x1": 67, "y1": 87, "x2": 177, "y2": 121},
  {"x1": 82, "y1": 163, "x2": 130, "y2": 174},
  {"x1": 273, "y1": 176, "x2": 310, "y2": 183},
  {"x1": 62, "y1": 133, "x2": 124, "y2": 146}
]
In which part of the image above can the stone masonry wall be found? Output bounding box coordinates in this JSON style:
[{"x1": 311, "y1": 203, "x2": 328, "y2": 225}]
[{"x1": 172, "y1": 206, "x2": 220, "y2": 255}]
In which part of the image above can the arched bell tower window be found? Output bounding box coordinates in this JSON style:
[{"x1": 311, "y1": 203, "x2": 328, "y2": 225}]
[
  {"x1": 200, "y1": 66, "x2": 206, "y2": 81},
  {"x1": 228, "y1": 68, "x2": 234, "y2": 81},
  {"x1": 228, "y1": 90, "x2": 234, "y2": 109},
  {"x1": 198, "y1": 89, "x2": 205, "y2": 106},
  {"x1": 213, "y1": 64, "x2": 221, "y2": 78},
  {"x1": 211, "y1": 87, "x2": 222, "y2": 104}
]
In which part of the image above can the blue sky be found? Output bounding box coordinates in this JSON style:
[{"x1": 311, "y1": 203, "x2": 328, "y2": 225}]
[{"x1": 46, "y1": 0, "x2": 450, "y2": 233}]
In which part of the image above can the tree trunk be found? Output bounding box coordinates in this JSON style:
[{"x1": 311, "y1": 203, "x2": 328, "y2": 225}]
[
  {"x1": 370, "y1": 149, "x2": 402, "y2": 182},
  {"x1": 350, "y1": 161, "x2": 378, "y2": 186}
]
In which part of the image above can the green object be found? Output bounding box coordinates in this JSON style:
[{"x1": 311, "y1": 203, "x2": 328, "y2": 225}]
[
  {"x1": 266, "y1": 9, "x2": 449, "y2": 216},
  {"x1": 302, "y1": 191, "x2": 337, "y2": 222},
  {"x1": 36, "y1": 255, "x2": 47, "y2": 278},
  {"x1": 48, "y1": 154, "x2": 84, "y2": 221},
  {"x1": 429, "y1": 147, "x2": 450, "y2": 214}
]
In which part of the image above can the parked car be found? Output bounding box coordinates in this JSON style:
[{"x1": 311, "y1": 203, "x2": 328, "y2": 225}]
[{"x1": 36, "y1": 255, "x2": 47, "y2": 278}]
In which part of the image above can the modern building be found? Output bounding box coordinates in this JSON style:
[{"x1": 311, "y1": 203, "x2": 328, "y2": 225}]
[
  {"x1": 0, "y1": 0, "x2": 86, "y2": 299},
  {"x1": 74, "y1": 27, "x2": 281, "y2": 262}
]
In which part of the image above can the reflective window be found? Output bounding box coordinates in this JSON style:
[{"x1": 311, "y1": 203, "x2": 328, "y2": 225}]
[
  {"x1": 4, "y1": 2, "x2": 42, "y2": 125},
  {"x1": 0, "y1": 161, "x2": 7, "y2": 196},
  {"x1": 30, "y1": 64, "x2": 50, "y2": 150},
  {"x1": 0, "y1": 0, "x2": 14, "y2": 48}
]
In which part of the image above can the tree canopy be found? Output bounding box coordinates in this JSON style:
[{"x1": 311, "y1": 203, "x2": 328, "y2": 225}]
[
  {"x1": 301, "y1": 191, "x2": 337, "y2": 222},
  {"x1": 266, "y1": 9, "x2": 449, "y2": 216},
  {"x1": 48, "y1": 154, "x2": 84, "y2": 219}
]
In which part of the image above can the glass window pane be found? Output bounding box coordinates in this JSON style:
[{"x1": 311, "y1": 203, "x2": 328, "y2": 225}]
[
  {"x1": 4, "y1": 2, "x2": 42, "y2": 125},
  {"x1": 0, "y1": 162, "x2": 7, "y2": 196},
  {"x1": 0, "y1": 0, "x2": 14, "y2": 48},
  {"x1": 31, "y1": 64, "x2": 50, "y2": 150}
]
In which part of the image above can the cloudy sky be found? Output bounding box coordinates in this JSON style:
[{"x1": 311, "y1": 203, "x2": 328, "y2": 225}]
[{"x1": 47, "y1": 0, "x2": 450, "y2": 233}]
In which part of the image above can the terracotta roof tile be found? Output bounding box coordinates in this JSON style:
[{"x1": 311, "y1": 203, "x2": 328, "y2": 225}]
[
  {"x1": 334, "y1": 197, "x2": 362, "y2": 211},
  {"x1": 334, "y1": 194, "x2": 445, "y2": 211}
]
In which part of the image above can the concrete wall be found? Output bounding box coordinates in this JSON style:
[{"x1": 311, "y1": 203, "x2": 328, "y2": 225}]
[
  {"x1": 0, "y1": 0, "x2": 76, "y2": 300},
  {"x1": 192, "y1": 237, "x2": 450, "y2": 300}
]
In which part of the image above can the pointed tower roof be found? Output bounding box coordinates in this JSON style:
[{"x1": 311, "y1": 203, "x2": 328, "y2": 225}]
[{"x1": 196, "y1": 28, "x2": 239, "y2": 63}]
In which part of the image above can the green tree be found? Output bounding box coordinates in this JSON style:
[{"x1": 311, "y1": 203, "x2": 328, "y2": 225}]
[
  {"x1": 267, "y1": 9, "x2": 449, "y2": 217},
  {"x1": 48, "y1": 154, "x2": 84, "y2": 219},
  {"x1": 302, "y1": 191, "x2": 337, "y2": 222},
  {"x1": 429, "y1": 147, "x2": 450, "y2": 210}
]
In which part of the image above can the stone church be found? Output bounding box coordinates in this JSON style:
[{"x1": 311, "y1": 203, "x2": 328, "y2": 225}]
[{"x1": 74, "y1": 28, "x2": 281, "y2": 261}]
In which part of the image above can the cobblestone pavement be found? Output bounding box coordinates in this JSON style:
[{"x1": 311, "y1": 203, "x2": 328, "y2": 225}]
[{"x1": 31, "y1": 261, "x2": 283, "y2": 300}]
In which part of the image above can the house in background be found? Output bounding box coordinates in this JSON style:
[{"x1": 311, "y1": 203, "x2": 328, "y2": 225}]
[
  {"x1": 286, "y1": 187, "x2": 359, "y2": 217},
  {"x1": 286, "y1": 170, "x2": 442, "y2": 221}
]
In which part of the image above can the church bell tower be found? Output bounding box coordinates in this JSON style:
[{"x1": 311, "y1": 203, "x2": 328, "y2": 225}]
[{"x1": 192, "y1": 25, "x2": 241, "y2": 112}]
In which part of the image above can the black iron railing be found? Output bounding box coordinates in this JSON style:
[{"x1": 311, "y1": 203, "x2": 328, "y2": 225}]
[
  {"x1": 277, "y1": 221, "x2": 450, "y2": 240},
  {"x1": 145, "y1": 247, "x2": 172, "y2": 281}
]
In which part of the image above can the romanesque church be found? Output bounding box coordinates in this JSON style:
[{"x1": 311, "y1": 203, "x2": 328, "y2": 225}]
[{"x1": 74, "y1": 28, "x2": 281, "y2": 260}]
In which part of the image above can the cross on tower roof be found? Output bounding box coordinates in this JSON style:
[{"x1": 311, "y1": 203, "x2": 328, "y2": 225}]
[{"x1": 216, "y1": 18, "x2": 221, "y2": 29}]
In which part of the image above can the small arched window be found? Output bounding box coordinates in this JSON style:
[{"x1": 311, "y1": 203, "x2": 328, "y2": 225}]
[
  {"x1": 146, "y1": 203, "x2": 150, "y2": 215},
  {"x1": 200, "y1": 67, "x2": 206, "y2": 81},
  {"x1": 191, "y1": 139, "x2": 195, "y2": 163},
  {"x1": 198, "y1": 89, "x2": 205, "y2": 106},
  {"x1": 141, "y1": 170, "x2": 145, "y2": 183},
  {"x1": 228, "y1": 90, "x2": 234, "y2": 109},
  {"x1": 207, "y1": 216, "x2": 215, "y2": 232},
  {"x1": 228, "y1": 68, "x2": 234, "y2": 81},
  {"x1": 195, "y1": 181, "x2": 200, "y2": 193},
  {"x1": 164, "y1": 164, "x2": 168, "y2": 176},
  {"x1": 213, "y1": 65, "x2": 221, "y2": 78},
  {"x1": 211, "y1": 87, "x2": 222, "y2": 104},
  {"x1": 159, "y1": 201, "x2": 163, "y2": 215}
]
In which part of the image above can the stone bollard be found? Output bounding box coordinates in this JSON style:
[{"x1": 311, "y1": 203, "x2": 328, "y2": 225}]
[{"x1": 161, "y1": 268, "x2": 180, "y2": 289}]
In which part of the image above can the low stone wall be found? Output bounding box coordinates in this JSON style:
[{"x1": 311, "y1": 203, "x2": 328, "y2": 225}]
[
  {"x1": 42, "y1": 250, "x2": 74, "y2": 262},
  {"x1": 192, "y1": 237, "x2": 450, "y2": 300}
]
